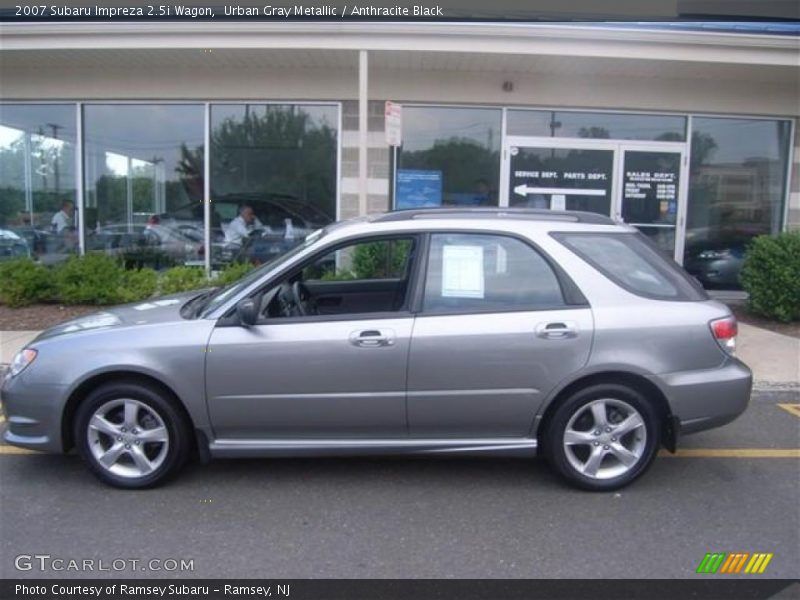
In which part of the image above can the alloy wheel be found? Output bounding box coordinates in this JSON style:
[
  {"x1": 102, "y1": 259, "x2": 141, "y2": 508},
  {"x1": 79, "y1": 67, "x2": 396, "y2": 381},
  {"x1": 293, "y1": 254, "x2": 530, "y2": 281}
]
[
  {"x1": 86, "y1": 398, "x2": 170, "y2": 479},
  {"x1": 562, "y1": 398, "x2": 647, "y2": 480}
]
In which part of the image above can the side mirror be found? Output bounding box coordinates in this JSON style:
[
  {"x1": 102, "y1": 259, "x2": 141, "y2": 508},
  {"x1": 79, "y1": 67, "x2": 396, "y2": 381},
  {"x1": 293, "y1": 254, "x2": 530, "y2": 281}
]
[{"x1": 236, "y1": 298, "x2": 258, "y2": 327}]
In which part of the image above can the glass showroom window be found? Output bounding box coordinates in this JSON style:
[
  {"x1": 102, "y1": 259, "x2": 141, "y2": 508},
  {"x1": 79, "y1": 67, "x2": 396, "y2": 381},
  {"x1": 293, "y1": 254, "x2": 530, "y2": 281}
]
[
  {"x1": 396, "y1": 106, "x2": 501, "y2": 209},
  {"x1": 210, "y1": 104, "x2": 338, "y2": 266},
  {"x1": 507, "y1": 110, "x2": 687, "y2": 141},
  {"x1": 83, "y1": 104, "x2": 205, "y2": 269},
  {"x1": 683, "y1": 117, "x2": 792, "y2": 289},
  {"x1": 0, "y1": 104, "x2": 77, "y2": 264}
]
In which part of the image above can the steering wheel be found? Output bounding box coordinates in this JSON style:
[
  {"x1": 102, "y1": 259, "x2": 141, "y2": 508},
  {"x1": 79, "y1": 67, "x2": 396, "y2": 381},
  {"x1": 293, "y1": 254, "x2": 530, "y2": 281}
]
[{"x1": 292, "y1": 281, "x2": 317, "y2": 316}]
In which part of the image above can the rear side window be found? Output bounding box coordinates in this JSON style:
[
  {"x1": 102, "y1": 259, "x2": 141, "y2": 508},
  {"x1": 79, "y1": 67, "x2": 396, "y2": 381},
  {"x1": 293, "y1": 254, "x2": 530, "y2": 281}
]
[
  {"x1": 553, "y1": 232, "x2": 708, "y2": 301},
  {"x1": 423, "y1": 233, "x2": 565, "y2": 313}
]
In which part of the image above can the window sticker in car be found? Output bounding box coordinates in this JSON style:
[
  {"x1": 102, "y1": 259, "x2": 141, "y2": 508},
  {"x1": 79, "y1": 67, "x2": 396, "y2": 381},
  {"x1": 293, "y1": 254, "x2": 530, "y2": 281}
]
[{"x1": 441, "y1": 244, "x2": 485, "y2": 299}]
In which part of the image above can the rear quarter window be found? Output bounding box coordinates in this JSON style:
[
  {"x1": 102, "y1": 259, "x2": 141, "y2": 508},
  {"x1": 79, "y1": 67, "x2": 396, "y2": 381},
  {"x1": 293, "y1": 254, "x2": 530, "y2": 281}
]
[{"x1": 553, "y1": 232, "x2": 708, "y2": 301}]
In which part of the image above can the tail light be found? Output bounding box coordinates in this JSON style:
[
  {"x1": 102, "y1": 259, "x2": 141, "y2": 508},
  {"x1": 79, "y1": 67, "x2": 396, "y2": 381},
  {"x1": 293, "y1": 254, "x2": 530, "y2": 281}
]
[{"x1": 710, "y1": 316, "x2": 737, "y2": 355}]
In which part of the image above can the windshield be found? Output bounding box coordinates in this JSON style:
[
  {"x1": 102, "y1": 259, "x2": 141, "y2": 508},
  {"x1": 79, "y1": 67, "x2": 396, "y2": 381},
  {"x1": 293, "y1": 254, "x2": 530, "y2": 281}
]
[{"x1": 198, "y1": 229, "x2": 325, "y2": 317}]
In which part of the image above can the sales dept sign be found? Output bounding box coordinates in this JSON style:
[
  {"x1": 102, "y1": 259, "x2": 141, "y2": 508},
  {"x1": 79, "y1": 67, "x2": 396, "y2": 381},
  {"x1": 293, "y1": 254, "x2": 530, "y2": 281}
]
[{"x1": 385, "y1": 101, "x2": 403, "y2": 147}]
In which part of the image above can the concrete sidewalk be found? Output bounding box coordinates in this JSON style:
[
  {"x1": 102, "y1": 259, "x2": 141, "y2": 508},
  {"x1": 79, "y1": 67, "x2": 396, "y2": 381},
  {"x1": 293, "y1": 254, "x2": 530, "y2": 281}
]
[
  {"x1": 1, "y1": 322, "x2": 798, "y2": 388},
  {"x1": 737, "y1": 323, "x2": 800, "y2": 388},
  {"x1": 0, "y1": 330, "x2": 40, "y2": 365}
]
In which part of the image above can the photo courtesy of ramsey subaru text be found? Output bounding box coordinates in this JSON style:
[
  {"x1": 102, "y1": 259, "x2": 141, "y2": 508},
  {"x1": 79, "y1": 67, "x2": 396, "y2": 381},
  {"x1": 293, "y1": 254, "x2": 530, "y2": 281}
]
[{"x1": 1, "y1": 208, "x2": 752, "y2": 491}]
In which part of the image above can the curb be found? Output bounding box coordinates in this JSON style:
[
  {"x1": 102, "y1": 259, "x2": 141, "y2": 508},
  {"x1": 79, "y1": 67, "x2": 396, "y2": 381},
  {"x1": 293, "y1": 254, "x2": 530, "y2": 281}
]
[{"x1": 753, "y1": 381, "x2": 800, "y2": 393}]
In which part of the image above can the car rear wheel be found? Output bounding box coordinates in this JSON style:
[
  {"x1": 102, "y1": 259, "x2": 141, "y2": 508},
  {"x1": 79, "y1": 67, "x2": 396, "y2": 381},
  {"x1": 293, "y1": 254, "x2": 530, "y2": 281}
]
[
  {"x1": 74, "y1": 381, "x2": 191, "y2": 489},
  {"x1": 544, "y1": 384, "x2": 660, "y2": 491}
]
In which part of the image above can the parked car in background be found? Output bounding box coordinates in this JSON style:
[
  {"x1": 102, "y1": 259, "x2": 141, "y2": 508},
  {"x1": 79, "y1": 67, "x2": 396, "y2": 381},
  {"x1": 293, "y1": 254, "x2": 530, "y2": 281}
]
[
  {"x1": 84, "y1": 223, "x2": 204, "y2": 268},
  {"x1": 684, "y1": 242, "x2": 746, "y2": 289},
  {"x1": 0, "y1": 228, "x2": 31, "y2": 260},
  {"x1": 6, "y1": 225, "x2": 72, "y2": 265},
  {"x1": 2, "y1": 208, "x2": 751, "y2": 491}
]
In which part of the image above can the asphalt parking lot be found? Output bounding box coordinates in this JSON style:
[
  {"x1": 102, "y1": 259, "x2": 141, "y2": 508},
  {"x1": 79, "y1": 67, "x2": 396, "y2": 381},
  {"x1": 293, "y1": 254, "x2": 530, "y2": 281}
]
[{"x1": 0, "y1": 390, "x2": 798, "y2": 580}]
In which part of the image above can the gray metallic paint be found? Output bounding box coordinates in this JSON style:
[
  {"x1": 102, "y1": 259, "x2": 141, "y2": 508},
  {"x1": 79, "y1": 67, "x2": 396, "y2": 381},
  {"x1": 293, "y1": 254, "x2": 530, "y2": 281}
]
[{"x1": 1, "y1": 216, "x2": 752, "y2": 460}]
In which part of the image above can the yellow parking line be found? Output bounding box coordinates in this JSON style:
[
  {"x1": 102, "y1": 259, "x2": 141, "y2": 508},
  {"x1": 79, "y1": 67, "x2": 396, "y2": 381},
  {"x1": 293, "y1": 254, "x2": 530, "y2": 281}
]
[
  {"x1": 659, "y1": 448, "x2": 800, "y2": 458},
  {"x1": 777, "y1": 404, "x2": 800, "y2": 418},
  {"x1": 0, "y1": 445, "x2": 39, "y2": 455}
]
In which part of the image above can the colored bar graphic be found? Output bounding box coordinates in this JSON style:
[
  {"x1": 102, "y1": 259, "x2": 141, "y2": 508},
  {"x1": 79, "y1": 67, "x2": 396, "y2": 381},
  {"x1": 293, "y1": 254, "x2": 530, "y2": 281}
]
[
  {"x1": 697, "y1": 552, "x2": 773, "y2": 575},
  {"x1": 720, "y1": 553, "x2": 749, "y2": 573},
  {"x1": 697, "y1": 553, "x2": 726, "y2": 574},
  {"x1": 744, "y1": 553, "x2": 774, "y2": 574}
]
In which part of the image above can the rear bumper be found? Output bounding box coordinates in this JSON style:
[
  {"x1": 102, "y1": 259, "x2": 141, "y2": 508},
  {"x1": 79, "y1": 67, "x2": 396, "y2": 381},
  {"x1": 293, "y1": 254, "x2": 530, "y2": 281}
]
[
  {"x1": 1, "y1": 374, "x2": 67, "y2": 453},
  {"x1": 660, "y1": 358, "x2": 752, "y2": 435}
]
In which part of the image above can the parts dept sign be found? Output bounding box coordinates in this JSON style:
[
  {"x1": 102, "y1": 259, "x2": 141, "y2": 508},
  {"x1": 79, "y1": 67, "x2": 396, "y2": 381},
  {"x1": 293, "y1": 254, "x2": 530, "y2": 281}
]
[{"x1": 511, "y1": 169, "x2": 609, "y2": 210}]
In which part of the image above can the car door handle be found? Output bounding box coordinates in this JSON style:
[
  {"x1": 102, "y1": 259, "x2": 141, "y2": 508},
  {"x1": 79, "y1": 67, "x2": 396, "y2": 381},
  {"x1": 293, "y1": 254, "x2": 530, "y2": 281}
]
[
  {"x1": 535, "y1": 321, "x2": 578, "y2": 339},
  {"x1": 349, "y1": 329, "x2": 395, "y2": 347}
]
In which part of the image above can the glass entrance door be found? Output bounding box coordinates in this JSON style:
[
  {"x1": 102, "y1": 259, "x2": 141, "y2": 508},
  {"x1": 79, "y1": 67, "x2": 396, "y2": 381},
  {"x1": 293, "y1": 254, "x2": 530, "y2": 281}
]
[
  {"x1": 617, "y1": 146, "x2": 686, "y2": 261},
  {"x1": 502, "y1": 137, "x2": 688, "y2": 263}
]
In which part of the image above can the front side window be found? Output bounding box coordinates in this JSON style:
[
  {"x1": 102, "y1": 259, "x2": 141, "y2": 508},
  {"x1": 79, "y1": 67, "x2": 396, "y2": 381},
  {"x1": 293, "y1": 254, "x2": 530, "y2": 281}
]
[
  {"x1": 423, "y1": 233, "x2": 564, "y2": 313},
  {"x1": 264, "y1": 236, "x2": 417, "y2": 319},
  {"x1": 303, "y1": 238, "x2": 413, "y2": 282}
]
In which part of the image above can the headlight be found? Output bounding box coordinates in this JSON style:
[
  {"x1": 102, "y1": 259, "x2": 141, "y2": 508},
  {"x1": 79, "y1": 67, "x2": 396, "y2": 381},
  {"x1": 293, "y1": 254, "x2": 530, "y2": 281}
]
[{"x1": 8, "y1": 348, "x2": 37, "y2": 377}]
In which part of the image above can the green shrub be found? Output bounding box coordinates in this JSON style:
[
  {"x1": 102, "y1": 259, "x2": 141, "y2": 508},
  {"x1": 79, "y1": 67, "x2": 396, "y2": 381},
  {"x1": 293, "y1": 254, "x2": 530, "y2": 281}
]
[
  {"x1": 740, "y1": 232, "x2": 800, "y2": 322},
  {"x1": 0, "y1": 258, "x2": 56, "y2": 307},
  {"x1": 352, "y1": 240, "x2": 411, "y2": 279},
  {"x1": 159, "y1": 266, "x2": 208, "y2": 295},
  {"x1": 215, "y1": 261, "x2": 254, "y2": 287},
  {"x1": 118, "y1": 268, "x2": 158, "y2": 303},
  {"x1": 55, "y1": 254, "x2": 127, "y2": 305}
]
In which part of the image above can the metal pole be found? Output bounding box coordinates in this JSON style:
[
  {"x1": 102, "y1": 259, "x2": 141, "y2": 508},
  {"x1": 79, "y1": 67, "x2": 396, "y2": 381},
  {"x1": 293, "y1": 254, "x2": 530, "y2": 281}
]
[
  {"x1": 76, "y1": 103, "x2": 85, "y2": 255},
  {"x1": 392, "y1": 145, "x2": 398, "y2": 210},
  {"x1": 126, "y1": 156, "x2": 133, "y2": 234},
  {"x1": 358, "y1": 50, "x2": 368, "y2": 216},
  {"x1": 23, "y1": 131, "x2": 33, "y2": 226},
  {"x1": 204, "y1": 102, "x2": 211, "y2": 277}
]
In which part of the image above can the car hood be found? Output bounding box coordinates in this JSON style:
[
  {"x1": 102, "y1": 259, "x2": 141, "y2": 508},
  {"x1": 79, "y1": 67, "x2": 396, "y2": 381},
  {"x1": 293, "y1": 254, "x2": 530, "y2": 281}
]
[{"x1": 35, "y1": 290, "x2": 206, "y2": 342}]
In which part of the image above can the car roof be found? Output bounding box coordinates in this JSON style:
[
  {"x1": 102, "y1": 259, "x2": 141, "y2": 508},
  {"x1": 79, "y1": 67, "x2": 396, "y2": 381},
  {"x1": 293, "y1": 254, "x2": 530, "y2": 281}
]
[{"x1": 370, "y1": 207, "x2": 615, "y2": 225}]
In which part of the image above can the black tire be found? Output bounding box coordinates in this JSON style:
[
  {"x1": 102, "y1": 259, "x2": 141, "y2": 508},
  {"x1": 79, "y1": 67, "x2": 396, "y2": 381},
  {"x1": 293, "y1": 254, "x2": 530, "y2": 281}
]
[
  {"x1": 543, "y1": 383, "x2": 660, "y2": 491},
  {"x1": 74, "y1": 380, "x2": 192, "y2": 489}
]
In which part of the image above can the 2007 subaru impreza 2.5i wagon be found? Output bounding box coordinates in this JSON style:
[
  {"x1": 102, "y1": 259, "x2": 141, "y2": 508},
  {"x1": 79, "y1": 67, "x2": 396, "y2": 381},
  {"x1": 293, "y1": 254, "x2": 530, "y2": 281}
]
[{"x1": 1, "y1": 208, "x2": 752, "y2": 491}]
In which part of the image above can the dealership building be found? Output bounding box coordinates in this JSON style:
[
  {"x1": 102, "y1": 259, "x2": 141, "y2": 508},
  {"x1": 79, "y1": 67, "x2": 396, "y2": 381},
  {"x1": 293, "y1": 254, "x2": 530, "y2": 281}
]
[{"x1": 0, "y1": 21, "x2": 798, "y2": 287}]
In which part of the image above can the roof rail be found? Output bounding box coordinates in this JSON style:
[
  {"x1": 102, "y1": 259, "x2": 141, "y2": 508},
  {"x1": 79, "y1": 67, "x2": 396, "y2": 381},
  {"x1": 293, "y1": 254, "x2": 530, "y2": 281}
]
[{"x1": 370, "y1": 207, "x2": 615, "y2": 225}]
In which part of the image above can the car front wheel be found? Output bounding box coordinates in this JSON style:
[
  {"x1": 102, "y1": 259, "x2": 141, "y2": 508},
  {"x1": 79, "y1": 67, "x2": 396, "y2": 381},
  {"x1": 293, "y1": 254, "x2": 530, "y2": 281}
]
[
  {"x1": 544, "y1": 384, "x2": 660, "y2": 491},
  {"x1": 74, "y1": 381, "x2": 191, "y2": 489}
]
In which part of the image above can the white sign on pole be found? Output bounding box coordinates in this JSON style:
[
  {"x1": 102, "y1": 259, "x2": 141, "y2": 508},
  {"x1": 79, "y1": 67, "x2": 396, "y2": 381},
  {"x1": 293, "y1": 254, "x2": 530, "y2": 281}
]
[{"x1": 385, "y1": 101, "x2": 402, "y2": 147}]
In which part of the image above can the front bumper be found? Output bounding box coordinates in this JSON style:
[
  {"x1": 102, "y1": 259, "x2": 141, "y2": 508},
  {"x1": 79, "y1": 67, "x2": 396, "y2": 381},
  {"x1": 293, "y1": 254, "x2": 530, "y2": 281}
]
[
  {"x1": 660, "y1": 357, "x2": 752, "y2": 435},
  {"x1": 1, "y1": 373, "x2": 68, "y2": 453}
]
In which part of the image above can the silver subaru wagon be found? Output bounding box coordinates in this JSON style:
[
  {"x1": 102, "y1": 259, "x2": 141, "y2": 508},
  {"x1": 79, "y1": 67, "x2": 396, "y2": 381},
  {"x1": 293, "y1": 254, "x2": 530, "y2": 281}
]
[{"x1": 1, "y1": 208, "x2": 752, "y2": 490}]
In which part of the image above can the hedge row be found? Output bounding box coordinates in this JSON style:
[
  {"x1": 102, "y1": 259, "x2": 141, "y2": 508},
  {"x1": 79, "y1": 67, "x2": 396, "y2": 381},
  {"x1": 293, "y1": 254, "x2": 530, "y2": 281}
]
[
  {"x1": 0, "y1": 254, "x2": 254, "y2": 308},
  {"x1": 739, "y1": 231, "x2": 800, "y2": 322}
]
